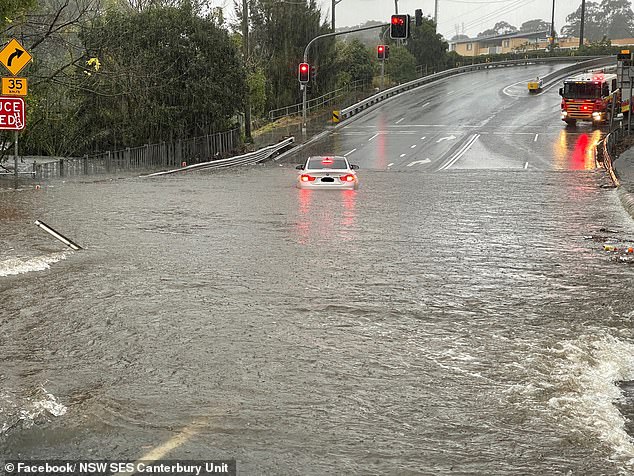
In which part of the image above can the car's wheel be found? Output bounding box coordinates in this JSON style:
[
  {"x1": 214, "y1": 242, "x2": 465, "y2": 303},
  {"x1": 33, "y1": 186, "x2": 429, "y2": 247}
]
[{"x1": 564, "y1": 119, "x2": 576, "y2": 126}]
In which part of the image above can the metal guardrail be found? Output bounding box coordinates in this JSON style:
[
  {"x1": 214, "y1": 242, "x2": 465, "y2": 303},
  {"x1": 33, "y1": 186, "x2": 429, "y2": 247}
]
[
  {"x1": 143, "y1": 137, "x2": 295, "y2": 177},
  {"x1": 340, "y1": 56, "x2": 616, "y2": 122}
]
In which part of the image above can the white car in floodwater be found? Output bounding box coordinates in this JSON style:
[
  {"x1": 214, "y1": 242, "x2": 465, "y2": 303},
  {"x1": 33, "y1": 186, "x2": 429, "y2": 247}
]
[{"x1": 295, "y1": 156, "x2": 359, "y2": 190}]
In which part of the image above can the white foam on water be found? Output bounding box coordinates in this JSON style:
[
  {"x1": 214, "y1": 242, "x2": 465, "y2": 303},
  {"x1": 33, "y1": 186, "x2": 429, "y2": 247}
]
[
  {"x1": 0, "y1": 387, "x2": 68, "y2": 434},
  {"x1": 0, "y1": 251, "x2": 69, "y2": 277},
  {"x1": 514, "y1": 334, "x2": 634, "y2": 471}
]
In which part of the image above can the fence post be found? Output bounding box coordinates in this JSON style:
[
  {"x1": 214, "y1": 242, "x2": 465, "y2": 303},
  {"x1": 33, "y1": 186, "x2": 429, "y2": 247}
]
[
  {"x1": 106, "y1": 151, "x2": 111, "y2": 173},
  {"x1": 125, "y1": 147, "x2": 131, "y2": 169},
  {"x1": 83, "y1": 155, "x2": 88, "y2": 175},
  {"x1": 59, "y1": 159, "x2": 64, "y2": 177}
]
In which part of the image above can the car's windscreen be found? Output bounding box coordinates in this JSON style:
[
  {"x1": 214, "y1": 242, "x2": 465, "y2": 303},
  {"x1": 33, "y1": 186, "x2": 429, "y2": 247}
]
[
  {"x1": 563, "y1": 82, "x2": 602, "y2": 99},
  {"x1": 307, "y1": 158, "x2": 348, "y2": 169}
]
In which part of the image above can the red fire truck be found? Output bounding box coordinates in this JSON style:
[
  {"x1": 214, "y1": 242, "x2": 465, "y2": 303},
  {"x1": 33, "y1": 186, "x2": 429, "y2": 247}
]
[{"x1": 559, "y1": 71, "x2": 619, "y2": 126}]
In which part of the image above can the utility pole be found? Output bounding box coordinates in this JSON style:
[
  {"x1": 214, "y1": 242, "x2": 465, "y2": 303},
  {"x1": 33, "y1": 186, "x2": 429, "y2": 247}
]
[
  {"x1": 579, "y1": 0, "x2": 586, "y2": 48},
  {"x1": 394, "y1": 0, "x2": 398, "y2": 14},
  {"x1": 242, "y1": 0, "x2": 252, "y2": 142},
  {"x1": 549, "y1": 0, "x2": 556, "y2": 50},
  {"x1": 434, "y1": 0, "x2": 438, "y2": 26},
  {"x1": 331, "y1": 0, "x2": 343, "y2": 31}
]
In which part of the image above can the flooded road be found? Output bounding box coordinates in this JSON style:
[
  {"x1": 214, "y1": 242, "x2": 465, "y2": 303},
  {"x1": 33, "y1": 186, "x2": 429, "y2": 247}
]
[{"x1": 2, "y1": 164, "x2": 634, "y2": 474}]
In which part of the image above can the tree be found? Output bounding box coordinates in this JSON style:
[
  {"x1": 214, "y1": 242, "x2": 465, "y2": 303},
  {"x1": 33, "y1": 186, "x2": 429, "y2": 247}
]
[
  {"x1": 75, "y1": 3, "x2": 247, "y2": 152},
  {"x1": 241, "y1": 0, "x2": 336, "y2": 113},
  {"x1": 333, "y1": 39, "x2": 373, "y2": 88},
  {"x1": 600, "y1": 0, "x2": 634, "y2": 39},
  {"x1": 477, "y1": 21, "x2": 517, "y2": 38},
  {"x1": 406, "y1": 16, "x2": 448, "y2": 74},
  {"x1": 451, "y1": 34, "x2": 469, "y2": 41},
  {"x1": 385, "y1": 46, "x2": 416, "y2": 84},
  {"x1": 0, "y1": 0, "x2": 36, "y2": 29},
  {"x1": 561, "y1": 1, "x2": 600, "y2": 39},
  {"x1": 519, "y1": 19, "x2": 550, "y2": 33}
]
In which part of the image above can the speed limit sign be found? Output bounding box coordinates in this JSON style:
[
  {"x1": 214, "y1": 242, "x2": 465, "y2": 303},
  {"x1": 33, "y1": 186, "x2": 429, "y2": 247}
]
[{"x1": 1, "y1": 77, "x2": 27, "y2": 96}]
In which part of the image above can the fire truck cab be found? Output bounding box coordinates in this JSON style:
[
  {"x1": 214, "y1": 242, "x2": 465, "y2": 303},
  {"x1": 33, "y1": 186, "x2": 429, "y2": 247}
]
[{"x1": 558, "y1": 71, "x2": 619, "y2": 126}]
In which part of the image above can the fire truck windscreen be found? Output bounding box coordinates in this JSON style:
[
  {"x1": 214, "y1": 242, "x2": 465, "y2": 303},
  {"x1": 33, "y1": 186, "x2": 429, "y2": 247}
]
[{"x1": 562, "y1": 82, "x2": 603, "y2": 99}]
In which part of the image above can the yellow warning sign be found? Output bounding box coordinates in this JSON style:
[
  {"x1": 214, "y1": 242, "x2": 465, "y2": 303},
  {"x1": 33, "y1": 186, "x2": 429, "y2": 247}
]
[
  {"x1": 0, "y1": 39, "x2": 32, "y2": 76},
  {"x1": 332, "y1": 110, "x2": 340, "y2": 123},
  {"x1": 1, "y1": 77, "x2": 27, "y2": 96}
]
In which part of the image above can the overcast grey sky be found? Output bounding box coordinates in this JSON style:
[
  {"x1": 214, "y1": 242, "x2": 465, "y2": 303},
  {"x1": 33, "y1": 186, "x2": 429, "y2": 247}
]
[
  {"x1": 315, "y1": 0, "x2": 585, "y2": 40},
  {"x1": 215, "y1": 0, "x2": 588, "y2": 41}
]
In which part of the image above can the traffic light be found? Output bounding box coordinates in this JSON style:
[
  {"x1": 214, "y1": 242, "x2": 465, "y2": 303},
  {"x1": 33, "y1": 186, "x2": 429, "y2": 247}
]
[
  {"x1": 310, "y1": 65, "x2": 317, "y2": 81},
  {"x1": 377, "y1": 45, "x2": 385, "y2": 60},
  {"x1": 415, "y1": 9, "x2": 423, "y2": 27},
  {"x1": 298, "y1": 62, "x2": 309, "y2": 83},
  {"x1": 390, "y1": 14, "x2": 410, "y2": 39},
  {"x1": 383, "y1": 45, "x2": 389, "y2": 59}
]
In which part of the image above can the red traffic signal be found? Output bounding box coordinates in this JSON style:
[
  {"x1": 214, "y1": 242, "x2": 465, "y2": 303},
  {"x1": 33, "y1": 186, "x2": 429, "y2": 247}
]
[
  {"x1": 298, "y1": 62, "x2": 310, "y2": 83},
  {"x1": 377, "y1": 45, "x2": 389, "y2": 60},
  {"x1": 390, "y1": 14, "x2": 410, "y2": 39}
]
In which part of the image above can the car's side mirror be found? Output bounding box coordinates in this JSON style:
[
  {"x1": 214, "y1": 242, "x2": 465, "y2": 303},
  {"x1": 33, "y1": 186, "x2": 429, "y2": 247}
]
[
  {"x1": 295, "y1": 164, "x2": 304, "y2": 170},
  {"x1": 350, "y1": 164, "x2": 359, "y2": 170},
  {"x1": 558, "y1": 87, "x2": 563, "y2": 97}
]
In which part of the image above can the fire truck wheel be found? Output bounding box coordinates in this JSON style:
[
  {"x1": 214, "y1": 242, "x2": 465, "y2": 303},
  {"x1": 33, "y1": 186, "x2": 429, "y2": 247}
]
[{"x1": 564, "y1": 119, "x2": 577, "y2": 126}]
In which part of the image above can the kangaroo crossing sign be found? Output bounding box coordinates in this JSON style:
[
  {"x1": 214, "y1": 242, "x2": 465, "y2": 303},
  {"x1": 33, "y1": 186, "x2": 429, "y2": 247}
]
[{"x1": 0, "y1": 39, "x2": 32, "y2": 76}]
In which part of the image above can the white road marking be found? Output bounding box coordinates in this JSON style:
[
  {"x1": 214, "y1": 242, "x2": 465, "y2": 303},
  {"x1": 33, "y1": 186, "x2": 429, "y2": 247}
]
[
  {"x1": 436, "y1": 135, "x2": 457, "y2": 143},
  {"x1": 368, "y1": 133, "x2": 379, "y2": 141},
  {"x1": 410, "y1": 144, "x2": 417, "y2": 148},
  {"x1": 387, "y1": 163, "x2": 394, "y2": 167},
  {"x1": 534, "y1": 133, "x2": 539, "y2": 142},
  {"x1": 407, "y1": 159, "x2": 431, "y2": 166},
  {"x1": 524, "y1": 162, "x2": 529, "y2": 169},
  {"x1": 114, "y1": 421, "x2": 203, "y2": 476},
  {"x1": 439, "y1": 134, "x2": 480, "y2": 170},
  {"x1": 396, "y1": 117, "x2": 405, "y2": 124},
  {"x1": 400, "y1": 153, "x2": 406, "y2": 157},
  {"x1": 421, "y1": 102, "x2": 430, "y2": 108},
  {"x1": 446, "y1": 90, "x2": 454, "y2": 95},
  {"x1": 344, "y1": 148, "x2": 357, "y2": 156},
  {"x1": 502, "y1": 79, "x2": 529, "y2": 97},
  {"x1": 421, "y1": 136, "x2": 426, "y2": 140}
]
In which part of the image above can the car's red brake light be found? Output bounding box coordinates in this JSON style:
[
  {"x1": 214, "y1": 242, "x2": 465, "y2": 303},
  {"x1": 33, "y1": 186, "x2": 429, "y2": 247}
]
[
  {"x1": 340, "y1": 174, "x2": 355, "y2": 182},
  {"x1": 300, "y1": 174, "x2": 316, "y2": 182},
  {"x1": 322, "y1": 158, "x2": 333, "y2": 165}
]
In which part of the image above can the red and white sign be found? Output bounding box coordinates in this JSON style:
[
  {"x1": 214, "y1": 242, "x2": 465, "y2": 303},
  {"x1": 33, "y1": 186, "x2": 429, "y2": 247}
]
[{"x1": 0, "y1": 96, "x2": 25, "y2": 130}]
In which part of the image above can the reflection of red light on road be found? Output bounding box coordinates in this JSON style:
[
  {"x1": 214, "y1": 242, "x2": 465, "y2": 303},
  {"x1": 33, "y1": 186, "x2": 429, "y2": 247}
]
[
  {"x1": 572, "y1": 133, "x2": 597, "y2": 170},
  {"x1": 298, "y1": 188, "x2": 311, "y2": 214},
  {"x1": 341, "y1": 189, "x2": 357, "y2": 230}
]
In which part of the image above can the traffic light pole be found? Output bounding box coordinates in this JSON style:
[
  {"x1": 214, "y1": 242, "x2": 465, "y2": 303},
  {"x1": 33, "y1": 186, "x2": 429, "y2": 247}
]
[{"x1": 301, "y1": 23, "x2": 388, "y2": 132}]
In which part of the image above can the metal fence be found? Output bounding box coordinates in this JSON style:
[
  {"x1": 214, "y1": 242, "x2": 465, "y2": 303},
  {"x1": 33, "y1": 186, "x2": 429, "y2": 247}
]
[
  {"x1": 268, "y1": 79, "x2": 368, "y2": 121},
  {"x1": 34, "y1": 128, "x2": 240, "y2": 179}
]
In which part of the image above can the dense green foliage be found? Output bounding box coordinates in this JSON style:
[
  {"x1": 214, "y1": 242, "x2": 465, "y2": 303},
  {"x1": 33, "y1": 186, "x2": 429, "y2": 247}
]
[
  {"x1": 244, "y1": 0, "x2": 335, "y2": 110},
  {"x1": 405, "y1": 17, "x2": 449, "y2": 75},
  {"x1": 77, "y1": 4, "x2": 246, "y2": 150},
  {"x1": 334, "y1": 39, "x2": 373, "y2": 88}
]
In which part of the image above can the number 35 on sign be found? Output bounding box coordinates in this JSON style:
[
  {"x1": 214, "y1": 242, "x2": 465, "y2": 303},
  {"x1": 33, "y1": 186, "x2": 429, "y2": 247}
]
[{"x1": 2, "y1": 77, "x2": 27, "y2": 96}]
